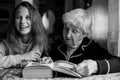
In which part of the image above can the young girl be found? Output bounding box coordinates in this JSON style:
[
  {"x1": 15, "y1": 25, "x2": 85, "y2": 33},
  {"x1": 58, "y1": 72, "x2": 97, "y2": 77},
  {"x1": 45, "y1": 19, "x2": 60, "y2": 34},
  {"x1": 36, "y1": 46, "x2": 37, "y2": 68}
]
[{"x1": 0, "y1": 1, "x2": 50, "y2": 69}]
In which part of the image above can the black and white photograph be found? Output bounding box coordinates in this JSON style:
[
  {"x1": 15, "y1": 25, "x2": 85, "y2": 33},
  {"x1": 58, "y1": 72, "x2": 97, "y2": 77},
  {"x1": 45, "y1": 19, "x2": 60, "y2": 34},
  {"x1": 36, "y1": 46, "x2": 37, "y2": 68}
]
[{"x1": 0, "y1": 0, "x2": 120, "y2": 80}]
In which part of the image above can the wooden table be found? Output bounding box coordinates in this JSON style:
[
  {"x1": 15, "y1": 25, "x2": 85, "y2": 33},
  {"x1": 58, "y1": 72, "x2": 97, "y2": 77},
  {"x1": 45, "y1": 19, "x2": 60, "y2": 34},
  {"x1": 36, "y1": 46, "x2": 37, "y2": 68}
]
[{"x1": 2, "y1": 72, "x2": 120, "y2": 80}]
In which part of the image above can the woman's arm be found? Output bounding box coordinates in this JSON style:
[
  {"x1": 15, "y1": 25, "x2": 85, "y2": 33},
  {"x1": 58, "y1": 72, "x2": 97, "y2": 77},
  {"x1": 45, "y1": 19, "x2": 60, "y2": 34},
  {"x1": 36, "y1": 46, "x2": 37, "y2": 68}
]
[
  {"x1": 96, "y1": 58, "x2": 120, "y2": 74},
  {"x1": 76, "y1": 58, "x2": 120, "y2": 76}
]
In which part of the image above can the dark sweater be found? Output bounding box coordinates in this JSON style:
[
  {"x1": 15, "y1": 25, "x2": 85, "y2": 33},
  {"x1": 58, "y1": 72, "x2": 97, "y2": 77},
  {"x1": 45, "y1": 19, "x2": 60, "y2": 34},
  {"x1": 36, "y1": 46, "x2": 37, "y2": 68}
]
[{"x1": 49, "y1": 37, "x2": 120, "y2": 77}]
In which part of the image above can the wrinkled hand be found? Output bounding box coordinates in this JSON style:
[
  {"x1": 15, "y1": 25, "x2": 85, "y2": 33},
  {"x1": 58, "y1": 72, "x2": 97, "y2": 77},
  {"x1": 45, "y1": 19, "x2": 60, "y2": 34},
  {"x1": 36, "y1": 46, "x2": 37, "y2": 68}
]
[
  {"x1": 76, "y1": 59, "x2": 98, "y2": 76},
  {"x1": 40, "y1": 57, "x2": 53, "y2": 64}
]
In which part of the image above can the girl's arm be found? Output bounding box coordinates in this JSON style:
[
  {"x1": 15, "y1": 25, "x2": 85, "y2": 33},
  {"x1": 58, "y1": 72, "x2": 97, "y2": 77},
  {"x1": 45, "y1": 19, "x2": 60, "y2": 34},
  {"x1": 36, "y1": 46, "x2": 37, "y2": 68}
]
[{"x1": 0, "y1": 43, "x2": 42, "y2": 68}]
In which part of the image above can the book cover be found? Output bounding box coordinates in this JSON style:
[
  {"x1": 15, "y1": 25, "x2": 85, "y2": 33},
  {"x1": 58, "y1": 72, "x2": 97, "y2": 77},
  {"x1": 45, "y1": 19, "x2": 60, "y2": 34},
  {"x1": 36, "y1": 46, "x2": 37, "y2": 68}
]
[{"x1": 23, "y1": 62, "x2": 53, "y2": 78}]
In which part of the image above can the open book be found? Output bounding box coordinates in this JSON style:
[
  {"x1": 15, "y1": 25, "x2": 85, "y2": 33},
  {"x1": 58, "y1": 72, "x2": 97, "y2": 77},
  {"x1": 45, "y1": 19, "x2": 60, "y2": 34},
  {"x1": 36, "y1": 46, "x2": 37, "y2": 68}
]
[{"x1": 23, "y1": 60, "x2": 82, "y2": 78}]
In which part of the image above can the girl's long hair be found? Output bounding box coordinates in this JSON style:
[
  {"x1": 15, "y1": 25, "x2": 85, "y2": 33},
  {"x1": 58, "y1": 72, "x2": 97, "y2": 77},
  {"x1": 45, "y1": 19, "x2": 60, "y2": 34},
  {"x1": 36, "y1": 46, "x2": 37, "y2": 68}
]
[{"x1": 7, "y1": 2, "x2": 49, "y2": 54}]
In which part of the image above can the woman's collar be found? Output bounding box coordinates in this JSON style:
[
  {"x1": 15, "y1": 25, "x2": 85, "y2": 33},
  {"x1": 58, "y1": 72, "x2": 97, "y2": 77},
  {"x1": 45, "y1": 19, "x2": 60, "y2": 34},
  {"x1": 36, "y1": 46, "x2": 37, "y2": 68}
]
[{"x1": 58, "y1": 37, "x2": 92, "y2": 55}]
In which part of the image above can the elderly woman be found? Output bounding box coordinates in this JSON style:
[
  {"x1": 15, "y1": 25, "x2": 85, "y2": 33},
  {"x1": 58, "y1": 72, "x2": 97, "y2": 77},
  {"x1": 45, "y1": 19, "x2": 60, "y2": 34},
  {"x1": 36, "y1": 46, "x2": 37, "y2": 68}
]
[{"x1": 49, "y1": 8, "x2": 120, "y2": 77}]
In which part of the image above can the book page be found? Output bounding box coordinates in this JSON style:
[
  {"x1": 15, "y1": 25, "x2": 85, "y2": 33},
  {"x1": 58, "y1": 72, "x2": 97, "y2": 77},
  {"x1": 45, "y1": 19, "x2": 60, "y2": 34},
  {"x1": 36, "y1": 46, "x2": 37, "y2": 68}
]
[
  {"x1": 26, "y1": 61, "x2": 54, "y2": 68},
  {"x1": 54, "y1": 60, "x2": 77, "y2": 69},
  {"x1": 25, "y1": 61, "x2": 82, "y2": 78},
  {"x1": 53, "y1": 61, "x2": 82, "y2": 77}
]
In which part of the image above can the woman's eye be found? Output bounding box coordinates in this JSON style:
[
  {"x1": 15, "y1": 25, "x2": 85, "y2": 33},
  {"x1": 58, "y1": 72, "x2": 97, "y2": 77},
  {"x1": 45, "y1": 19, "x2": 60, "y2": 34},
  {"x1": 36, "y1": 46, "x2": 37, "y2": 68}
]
[{"x1": 72, "y1": 29, "x2": 78, "y2": 33}]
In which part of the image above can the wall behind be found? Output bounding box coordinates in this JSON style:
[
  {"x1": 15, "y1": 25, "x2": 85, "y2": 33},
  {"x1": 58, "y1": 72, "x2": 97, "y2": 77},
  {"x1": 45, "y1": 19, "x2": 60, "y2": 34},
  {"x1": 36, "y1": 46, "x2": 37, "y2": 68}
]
[
  {"x1": 108, "y1": 0, "x2": 119, "y2": 56},
  {"x1": 0, "y1": 0, "x2": 14, "y2": 37},
  {"x1": 87, "y1": 0, "x2": 108, "y2": 49}
]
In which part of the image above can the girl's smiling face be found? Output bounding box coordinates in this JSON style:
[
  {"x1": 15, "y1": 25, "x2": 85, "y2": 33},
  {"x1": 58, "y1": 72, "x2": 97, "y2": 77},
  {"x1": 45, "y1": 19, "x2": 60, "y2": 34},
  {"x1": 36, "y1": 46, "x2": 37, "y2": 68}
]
[{"x1": 15, "y1": 6, "x2": 31, "y2": 35}]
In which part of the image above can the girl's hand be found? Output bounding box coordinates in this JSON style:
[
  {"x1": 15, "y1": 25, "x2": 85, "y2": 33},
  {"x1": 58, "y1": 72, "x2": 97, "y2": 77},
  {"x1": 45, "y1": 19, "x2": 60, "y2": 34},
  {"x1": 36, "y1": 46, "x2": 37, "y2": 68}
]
[
  {"x1": 21, "y1": 46, "x2": 42, "y2": 61},
  {"x1": 41, "y1": 57, "x2": 53, "y2": 64}
]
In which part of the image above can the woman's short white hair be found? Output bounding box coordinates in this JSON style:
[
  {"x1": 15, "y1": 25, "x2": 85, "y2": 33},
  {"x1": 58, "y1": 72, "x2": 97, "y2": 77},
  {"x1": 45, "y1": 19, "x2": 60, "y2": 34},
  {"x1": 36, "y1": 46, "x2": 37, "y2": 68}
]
[{"x1": 62, "y1": 8, "x2": 92, "y2": 35}]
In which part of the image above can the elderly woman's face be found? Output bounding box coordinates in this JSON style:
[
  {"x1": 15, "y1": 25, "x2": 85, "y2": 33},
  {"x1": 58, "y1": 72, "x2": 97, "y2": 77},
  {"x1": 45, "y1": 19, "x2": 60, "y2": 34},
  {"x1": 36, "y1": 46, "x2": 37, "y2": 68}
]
[
  {"x1": 15, "y1": 6, "x2": 31, "y2": 35},
  {"x1": 63, "y1": 22, "x2": 85, "y2": 48}
]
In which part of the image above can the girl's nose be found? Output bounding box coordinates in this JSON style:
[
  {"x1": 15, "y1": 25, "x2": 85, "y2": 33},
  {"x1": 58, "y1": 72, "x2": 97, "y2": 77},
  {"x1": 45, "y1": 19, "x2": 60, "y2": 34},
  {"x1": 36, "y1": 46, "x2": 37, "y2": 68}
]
[{"x1": 21, "y1": 17, "x2": 26, "y2": 24}]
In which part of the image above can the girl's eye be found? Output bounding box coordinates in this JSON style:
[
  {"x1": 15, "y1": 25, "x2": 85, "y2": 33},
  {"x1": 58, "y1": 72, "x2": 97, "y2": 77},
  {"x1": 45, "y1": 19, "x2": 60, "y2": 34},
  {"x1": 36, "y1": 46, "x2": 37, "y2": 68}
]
[
  {"x1": 26, "y1": 16, "x2": 31, "y2": 20},
  {"x1": 16, "y1": 16, "x2": 21, "y2": 20}
]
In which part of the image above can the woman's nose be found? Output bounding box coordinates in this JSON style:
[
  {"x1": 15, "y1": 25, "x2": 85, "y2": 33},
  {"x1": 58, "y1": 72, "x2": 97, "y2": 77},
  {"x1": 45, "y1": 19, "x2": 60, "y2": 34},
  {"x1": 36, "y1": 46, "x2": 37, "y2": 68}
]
[{"x1": 67, "y1": 30, "x2": 72, "y2": 38}]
